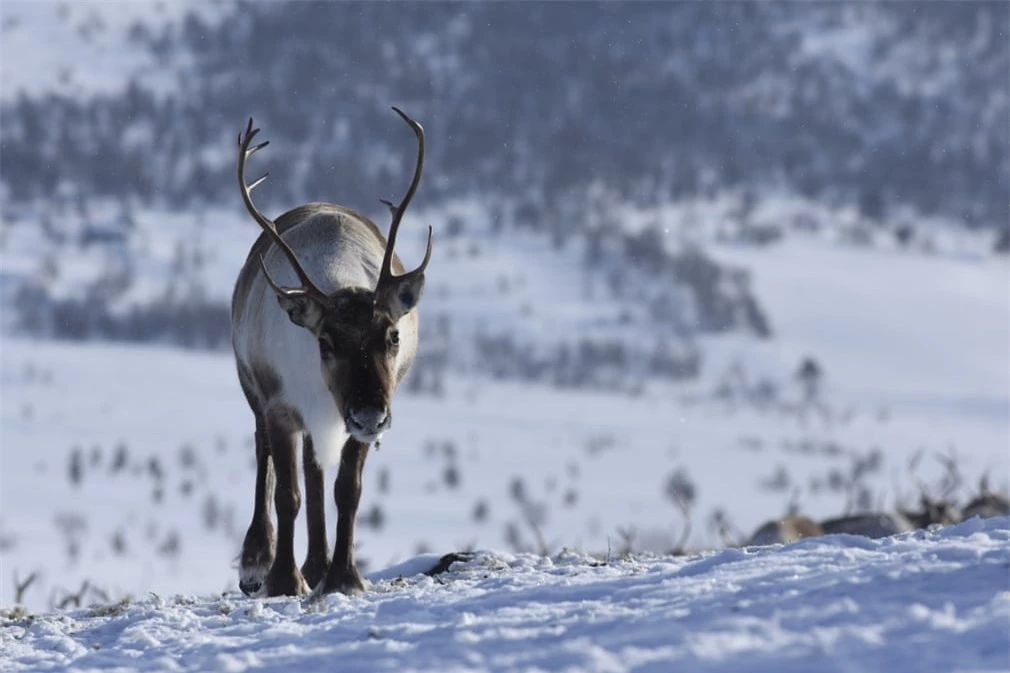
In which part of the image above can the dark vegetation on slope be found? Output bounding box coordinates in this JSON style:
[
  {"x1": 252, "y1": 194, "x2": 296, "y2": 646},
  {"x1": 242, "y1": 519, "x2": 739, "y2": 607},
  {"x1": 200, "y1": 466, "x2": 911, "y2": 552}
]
[
  {"x1": 0, "y1": 2, "x2": 1006, "y2": 387},
  {"x1": 5, "y1": 356, "x2": 1007, "y2": 612},
  {"x1": 3, "y1": 3, "x2": 1007, "y2": 226}
]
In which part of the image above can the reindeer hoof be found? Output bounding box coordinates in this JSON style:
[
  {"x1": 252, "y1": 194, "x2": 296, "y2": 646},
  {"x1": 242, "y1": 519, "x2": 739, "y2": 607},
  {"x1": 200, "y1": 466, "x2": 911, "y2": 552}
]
[
  {"x1": 238, "y1": 559, "x2": 272, "y2": 597},
  {"x1": 263, "y1": 564, "x2": 310, "y2": 597},
  {"x1": 301, "y1": 554, "x2": 331, "y2": 592},
  {"x1": 239, "y1": 578, "x2": 263, "y2": 596},
  {"x1": 317, "y1": 566, "x2": 366, "y2": 596},
  {"x1": 239, "y1": 523, "x2": 276, "y2": 596}
]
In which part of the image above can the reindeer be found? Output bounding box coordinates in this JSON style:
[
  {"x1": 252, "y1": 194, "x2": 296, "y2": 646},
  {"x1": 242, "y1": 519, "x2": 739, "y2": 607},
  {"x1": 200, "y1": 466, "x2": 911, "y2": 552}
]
[
  {"x1": 898, "y1": 495, "x2": 961, "y2": 530},
  {"x1": 231, "y1": 109, "x2": 432, "y2": 597},
  {"x1": 962, "y1": 475, "x2": 1010, "y2": 520},
  {"x1": 745, "y1": 515, "x2": 823, "y2": 547},
  {"x1": 819, "y1": 449, "x2": 962, "y2": 539},
  {"x1": 820, "y1": 512, "x2": 914, "y2": 539},
  {"x1": 820, "y1": 496, "x2": 962, "y2": 539}
]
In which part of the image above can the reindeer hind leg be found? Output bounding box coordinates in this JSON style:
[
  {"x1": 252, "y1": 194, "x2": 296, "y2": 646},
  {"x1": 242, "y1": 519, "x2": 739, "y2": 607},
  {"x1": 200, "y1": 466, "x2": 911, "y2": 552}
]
[{"x1": 239, "y1": 411, "x2": 276, "y2": 596}]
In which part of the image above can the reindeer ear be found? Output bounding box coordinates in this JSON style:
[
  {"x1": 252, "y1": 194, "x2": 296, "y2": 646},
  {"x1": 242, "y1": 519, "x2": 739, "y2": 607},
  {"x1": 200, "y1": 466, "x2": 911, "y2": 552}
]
[
  {"x1": 275, "y1": 294, "x2": 325, "y2": 334},
  {"x1": 374, "y1": 273, "x2": 425, "y2": 322}
]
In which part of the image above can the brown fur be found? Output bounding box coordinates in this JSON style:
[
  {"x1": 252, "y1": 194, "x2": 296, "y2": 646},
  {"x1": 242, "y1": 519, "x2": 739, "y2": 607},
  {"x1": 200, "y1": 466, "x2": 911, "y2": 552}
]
[
  {"x1": 747, "y1": 515, "x2": 824, "y2": 546},
  {"x1": 820, "y1": 513, "x2": 913, "y2": 539}
]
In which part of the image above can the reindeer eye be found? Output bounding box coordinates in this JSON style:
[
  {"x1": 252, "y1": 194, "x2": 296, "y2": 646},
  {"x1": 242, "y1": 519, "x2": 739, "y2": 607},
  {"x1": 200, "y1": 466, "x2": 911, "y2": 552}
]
[{"x1": 388, "y1": 329, "x2": 400, "y2": 347}]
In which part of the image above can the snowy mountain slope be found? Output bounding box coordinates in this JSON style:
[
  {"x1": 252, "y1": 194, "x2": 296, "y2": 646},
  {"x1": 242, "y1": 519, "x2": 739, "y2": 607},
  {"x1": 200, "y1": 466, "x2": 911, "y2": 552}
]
[
  {"x1": 0, "y1": 191, "x2": 751, "y2": 388},
  {"x1": 0, "y1": 1, "x2": 229, "y2": 101},
  {"x1": 0, "y1": 0, "x2": 1007, "y2": 646},
  {"x1": 0, "y1": 230, "x2": 1006, "y2": 614},
  {"x1": 3, "y1": 2, "x2": 1006, "y2": 228},
  {"x1": 2, "y1": 1, "x2": 1006, "y2": 388},
  {"x1": 2, "y1": 517, "x2": 1008, "y2": 673},
  {"x1": 706, "y1": 238, "x2": 1010, "y2": 419}
]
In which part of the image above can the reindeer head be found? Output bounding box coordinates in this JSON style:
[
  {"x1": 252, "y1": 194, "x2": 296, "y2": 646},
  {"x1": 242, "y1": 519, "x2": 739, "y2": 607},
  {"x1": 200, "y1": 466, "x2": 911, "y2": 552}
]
[
  {"x1": 963, "y1": 474, "x2": 1010, "y2": 520},
  {"x1": 900, "y1": 495, "x2": 962, "y2": 529},
  {"x1": 237, "y1": 109, "x2": 432, "y2": 443}
]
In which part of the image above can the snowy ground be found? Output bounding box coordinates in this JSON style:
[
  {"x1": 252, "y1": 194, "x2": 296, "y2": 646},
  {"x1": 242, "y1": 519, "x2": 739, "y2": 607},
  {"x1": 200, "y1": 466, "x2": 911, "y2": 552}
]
[
  {"x1": 2, "y1": 517, "x2": 1008, "y2": 673},
  {"x1": 1, "y1": 3, "x2": 1006, "y2": 669}
]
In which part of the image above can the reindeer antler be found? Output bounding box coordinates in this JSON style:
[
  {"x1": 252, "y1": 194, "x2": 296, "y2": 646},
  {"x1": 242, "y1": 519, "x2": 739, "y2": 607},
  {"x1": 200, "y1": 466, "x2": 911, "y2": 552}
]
[
  {"x1": 375, "y1": 108, "x2": 432, "y2": 296},
  {"x1": 237, "y1": 118, "x2": 330, "y2": 305}
]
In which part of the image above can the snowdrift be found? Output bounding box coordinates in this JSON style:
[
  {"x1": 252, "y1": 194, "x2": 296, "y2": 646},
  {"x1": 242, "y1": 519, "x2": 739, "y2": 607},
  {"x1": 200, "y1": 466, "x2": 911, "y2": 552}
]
[{"x1": 2, "y1": 517, "x2": 1008, "y2": 673}]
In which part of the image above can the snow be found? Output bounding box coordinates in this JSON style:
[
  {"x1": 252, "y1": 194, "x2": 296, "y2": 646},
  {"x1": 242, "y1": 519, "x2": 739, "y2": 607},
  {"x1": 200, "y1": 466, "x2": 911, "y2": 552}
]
[
  {"x1": 0, "y1": 3, "x2": 1006, "y2": 668},
  {"x1": 707, "y1": 237, "x2": 1010, "y2": 420},
  {"x1": 0, "y1": 229, "x2": 1006, "y2": 616},
  {"x1": 2, "y1": 517, "x2": 1008, "y2": 672},
  {"x1": 784, "y1": 5, "x2": 961, "y2": 99},
  {"x1": 0, "y1": 197, "x2": 640, "y2": 350},
  {"x1": 0, "y1": 1, "x2": 229, "y2": 102}
]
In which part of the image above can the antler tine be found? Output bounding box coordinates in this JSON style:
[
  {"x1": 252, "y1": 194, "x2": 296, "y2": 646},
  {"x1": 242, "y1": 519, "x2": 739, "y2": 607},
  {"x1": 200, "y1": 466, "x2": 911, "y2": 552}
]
[
  {"x1": 237, "y1": 117, "x2": 329, "y2": 304},
  {"x1": 907, "y1": 448, "x2": 934, "y2": 503},
  {"x1": 377, "y1": 107, "x2": 431, "y2": 290},
  {"x1": 379, "y1": 201, "x2": 433, "y2": 278}
]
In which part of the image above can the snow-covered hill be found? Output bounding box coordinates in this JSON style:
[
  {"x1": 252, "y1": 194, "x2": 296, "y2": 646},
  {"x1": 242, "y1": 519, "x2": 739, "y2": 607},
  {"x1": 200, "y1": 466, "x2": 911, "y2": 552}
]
[
  {"x1": 1, "y1": 0, "x2": 1006, "y2": 377},
  {"x1": 3, "y1": 517, "x2": 1008, "y2": 673},
  {"x1": 1, "y1": 233, "x2": 1006, "y2": 615},
  {"x1": 2, "y1": 2, "x2": 1007, "y2": 227},
  {"x1": 0, "y1": 1, "x2": 228, "y2": 102},
  {"x1": 0, "y1": 4, "x2": 1007, "y2": 661}
]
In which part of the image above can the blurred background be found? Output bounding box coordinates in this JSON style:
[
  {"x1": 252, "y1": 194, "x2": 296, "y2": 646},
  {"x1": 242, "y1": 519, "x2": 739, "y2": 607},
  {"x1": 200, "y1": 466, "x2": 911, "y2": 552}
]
[{"x1": 0, "y1": 1, "x2": 1007, "y2": 612}]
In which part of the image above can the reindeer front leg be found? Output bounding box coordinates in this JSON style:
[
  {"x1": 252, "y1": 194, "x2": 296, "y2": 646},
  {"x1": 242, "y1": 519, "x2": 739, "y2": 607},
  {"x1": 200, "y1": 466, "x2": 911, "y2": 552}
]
[
  {"x1": 263, "y1": 415, "x2": 309, "y2": 596},
  {"x1": 318, "y1": 439, "x2": 370, "y2": 595},
  {"x1": 300, "y1": 435, "x2": 330, "y2": 590}
]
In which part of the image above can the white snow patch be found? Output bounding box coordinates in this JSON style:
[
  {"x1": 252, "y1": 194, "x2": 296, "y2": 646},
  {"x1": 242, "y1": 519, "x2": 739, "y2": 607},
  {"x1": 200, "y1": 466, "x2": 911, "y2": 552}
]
[
  {"x1": 1, "y1": 519, "x2": 1007, "y2": 672},
  {"x1": 0, "y1": 1, "x2": 230, "y2": 102}
]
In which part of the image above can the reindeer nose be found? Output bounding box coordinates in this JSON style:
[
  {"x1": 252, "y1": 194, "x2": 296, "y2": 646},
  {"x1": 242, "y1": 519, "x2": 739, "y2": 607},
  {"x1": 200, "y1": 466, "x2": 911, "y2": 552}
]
[{"x1": 347, "y1": 407, "x2": 390, "y2": 439}]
